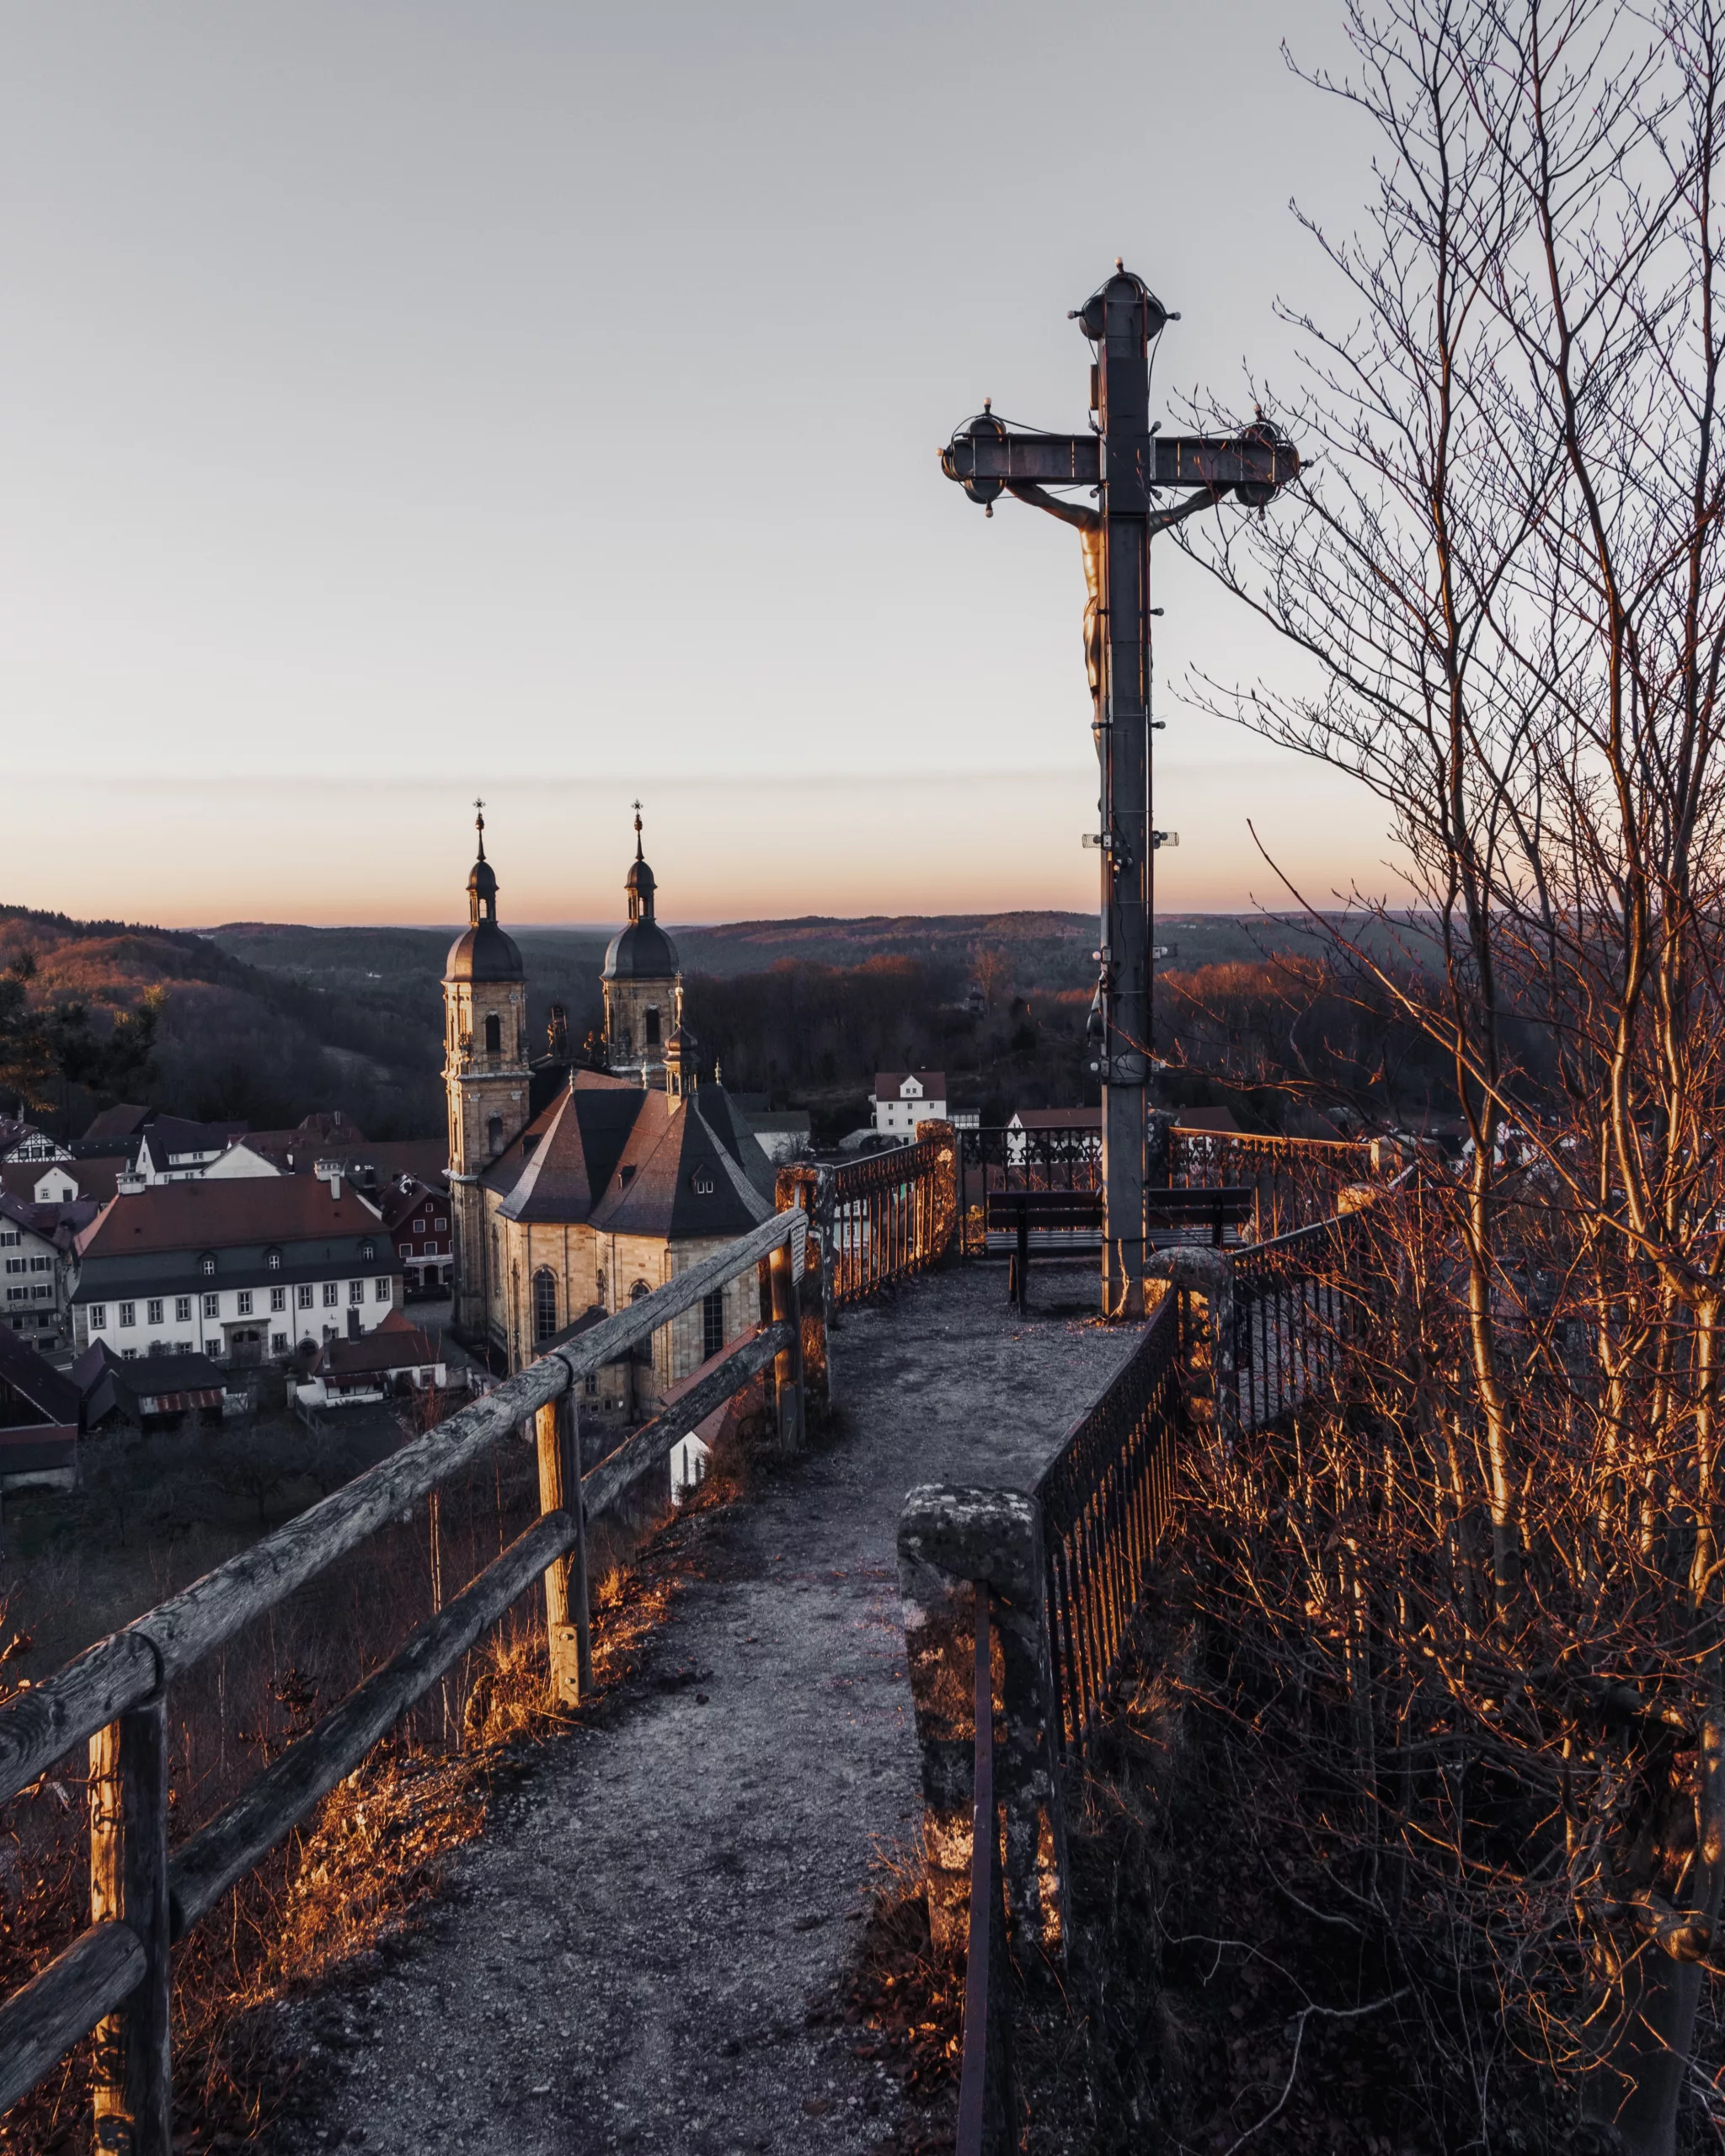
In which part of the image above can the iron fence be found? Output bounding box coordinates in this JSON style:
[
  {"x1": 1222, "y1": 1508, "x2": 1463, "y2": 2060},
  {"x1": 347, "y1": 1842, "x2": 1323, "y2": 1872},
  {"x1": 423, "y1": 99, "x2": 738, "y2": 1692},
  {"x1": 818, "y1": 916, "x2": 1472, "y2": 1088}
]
[
  {"x1": 1033, "y1": 1290, "x2": 1184, "y2": 1764},
  {"x1": 1169, "y1": 1126, "x2": 1379, "y2": 1241},
  {"x1": 957, "y1": 1126, "x2": 1102, "y2": 1258},
  {"x1": 823, "y1": 1129, "x2": 957, "y2": 1305},
  {"x1": 1230, "y1": 1208, "x2": 1382, "y2": 1433}
]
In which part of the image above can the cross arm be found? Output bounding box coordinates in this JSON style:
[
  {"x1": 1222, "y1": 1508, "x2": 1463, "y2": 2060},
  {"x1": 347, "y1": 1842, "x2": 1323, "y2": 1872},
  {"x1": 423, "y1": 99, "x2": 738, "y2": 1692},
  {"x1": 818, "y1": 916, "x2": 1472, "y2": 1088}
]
[{"x1": 940, "y1": 419, "x2": 1300, "y2": 502}]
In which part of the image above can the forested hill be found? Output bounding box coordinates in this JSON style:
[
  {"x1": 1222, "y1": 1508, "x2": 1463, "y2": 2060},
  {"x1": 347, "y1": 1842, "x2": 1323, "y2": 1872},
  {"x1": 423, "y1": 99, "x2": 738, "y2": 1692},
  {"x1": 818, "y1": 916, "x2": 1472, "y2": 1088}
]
[
  {"x1": 2, "y1": 902, "x2": 1402, "y2": 1146},
  {"x1": 0, "y1": 906, "x2": 446, "y2": 1138}
]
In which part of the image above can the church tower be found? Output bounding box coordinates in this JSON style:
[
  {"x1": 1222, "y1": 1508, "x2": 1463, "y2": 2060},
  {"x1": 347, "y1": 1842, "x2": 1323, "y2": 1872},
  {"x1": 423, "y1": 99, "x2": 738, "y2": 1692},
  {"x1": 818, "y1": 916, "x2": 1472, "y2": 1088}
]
[
  {"x1": 443, "y1": 808, "x2": 527, "y2": 1337},
  {"x1": 601, "y1": 804, "x2": 681, "y2": 1086}
]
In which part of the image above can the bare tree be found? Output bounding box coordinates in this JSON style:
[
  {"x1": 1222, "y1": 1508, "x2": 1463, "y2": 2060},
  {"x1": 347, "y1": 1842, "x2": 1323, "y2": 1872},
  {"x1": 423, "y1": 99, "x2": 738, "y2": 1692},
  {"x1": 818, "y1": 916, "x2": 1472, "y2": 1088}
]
[{"x1": 1172, "y1": 1, "x2": 1725, "y2": 2147}]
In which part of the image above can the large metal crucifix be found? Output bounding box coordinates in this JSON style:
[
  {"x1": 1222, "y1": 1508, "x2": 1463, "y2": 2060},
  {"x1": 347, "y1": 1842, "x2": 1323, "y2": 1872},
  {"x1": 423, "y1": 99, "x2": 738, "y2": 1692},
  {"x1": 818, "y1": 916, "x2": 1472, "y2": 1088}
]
[{"x1": 941, "y1": 262, "x2": 1298, "y2": 1319}]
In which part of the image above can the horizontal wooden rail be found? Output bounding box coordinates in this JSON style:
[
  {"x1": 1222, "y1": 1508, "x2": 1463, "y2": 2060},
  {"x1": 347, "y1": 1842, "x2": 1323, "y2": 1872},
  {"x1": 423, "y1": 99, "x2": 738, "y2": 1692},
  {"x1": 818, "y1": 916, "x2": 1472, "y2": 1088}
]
[
  {"x1": 168, "y1": 1509, "x2": 577, "y2": 1938},
  {"x1": 0, "y1": 1210, "x2": 803, "y2": 1808},
  {"x1": 579, "y1": 1321, "x2": 789, "y2": 1521},
  {"x1": 0, "y1": 1920, "x2": 145, "y2": 2118}
]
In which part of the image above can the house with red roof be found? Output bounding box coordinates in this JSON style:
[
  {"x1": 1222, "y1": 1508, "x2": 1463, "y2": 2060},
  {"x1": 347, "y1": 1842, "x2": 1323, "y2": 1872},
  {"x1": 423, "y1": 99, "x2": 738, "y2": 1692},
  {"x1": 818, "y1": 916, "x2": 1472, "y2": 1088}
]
[{"x1": 69, "y1": 1175, "x2": 403, "y2": 1369}]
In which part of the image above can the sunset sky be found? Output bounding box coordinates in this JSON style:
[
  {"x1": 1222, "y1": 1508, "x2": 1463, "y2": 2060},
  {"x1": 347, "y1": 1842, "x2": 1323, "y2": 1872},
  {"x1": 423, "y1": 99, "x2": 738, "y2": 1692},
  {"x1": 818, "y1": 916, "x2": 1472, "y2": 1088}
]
[{"x1": 1, "y1": 1, "x2": 1397, "y2": 929}]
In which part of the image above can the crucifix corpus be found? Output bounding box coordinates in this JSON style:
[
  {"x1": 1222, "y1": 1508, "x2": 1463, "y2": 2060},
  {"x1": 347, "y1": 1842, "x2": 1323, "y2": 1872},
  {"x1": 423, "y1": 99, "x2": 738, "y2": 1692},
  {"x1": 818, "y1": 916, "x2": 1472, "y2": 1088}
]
[{"x1": 940, "y1": 261, "x2": 1299, "y2": 1319}]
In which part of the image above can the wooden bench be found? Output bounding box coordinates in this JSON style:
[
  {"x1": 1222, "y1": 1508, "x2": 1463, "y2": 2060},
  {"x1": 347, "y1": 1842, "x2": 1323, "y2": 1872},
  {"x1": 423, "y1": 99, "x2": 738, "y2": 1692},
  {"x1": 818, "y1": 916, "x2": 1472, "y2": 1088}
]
[{"x1": 987, "y1": 1185, "x2": 1255, "y2": 1312}]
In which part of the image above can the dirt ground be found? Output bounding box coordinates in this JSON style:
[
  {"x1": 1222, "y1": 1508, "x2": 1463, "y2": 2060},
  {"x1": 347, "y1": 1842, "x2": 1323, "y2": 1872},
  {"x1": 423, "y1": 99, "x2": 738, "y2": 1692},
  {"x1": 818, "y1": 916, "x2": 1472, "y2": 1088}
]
[{"x1": 267, "y1": 1259, "x2": 1135, "y2": 2155}]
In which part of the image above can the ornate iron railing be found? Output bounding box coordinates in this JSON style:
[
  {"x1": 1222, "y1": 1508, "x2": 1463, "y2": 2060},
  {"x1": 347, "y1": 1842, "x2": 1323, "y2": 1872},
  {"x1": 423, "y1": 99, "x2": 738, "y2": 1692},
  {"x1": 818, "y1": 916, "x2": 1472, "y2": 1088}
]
[
  {"x1": 1033, "y1": 1290, "x2": 1183, "y2": 1764},
  {"x1": 1169, "y1": 1126, "x2": 1379, "y2": 1241},
  {"x1": 957, "y1": 1125, "x2": 1103, "y2": 1257},
  {"x1": 822, "y1": 1126, "x2": 958, "y2": 1306}
]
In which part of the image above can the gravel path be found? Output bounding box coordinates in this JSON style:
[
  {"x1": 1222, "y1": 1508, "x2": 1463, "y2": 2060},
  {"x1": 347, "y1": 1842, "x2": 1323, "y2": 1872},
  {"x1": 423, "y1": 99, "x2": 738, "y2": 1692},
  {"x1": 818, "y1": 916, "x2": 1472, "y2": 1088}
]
[{"x1": 280, "y1": 1262, "x2": 1136, "y2": 2155}]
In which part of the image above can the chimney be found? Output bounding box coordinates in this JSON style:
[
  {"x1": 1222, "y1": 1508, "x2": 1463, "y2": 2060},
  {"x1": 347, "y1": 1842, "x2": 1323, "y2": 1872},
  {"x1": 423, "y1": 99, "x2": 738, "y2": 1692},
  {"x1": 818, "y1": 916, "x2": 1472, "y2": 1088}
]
[
  {"x1": 326, "y1": 1171, "x2": 342, "y2": 1198},
  {"x1": 116, "y1": 1170, "x2": 144, "y2": 1197}
]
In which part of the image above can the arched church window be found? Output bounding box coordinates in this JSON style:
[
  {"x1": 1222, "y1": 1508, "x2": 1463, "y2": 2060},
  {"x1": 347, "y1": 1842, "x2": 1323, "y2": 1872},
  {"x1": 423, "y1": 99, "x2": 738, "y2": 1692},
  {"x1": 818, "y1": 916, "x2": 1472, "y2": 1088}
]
[
  {"x1": 644, "y1": 1006, "x2": 661, "y2": 1047},
  {"x1": 532, "y1": 1267, "x2": 558, "y2": 1343},
  {"x1": 484, "y1": 1013, "x2": 502, "y2": 1055},
  {"x1": 487, "y1": 1114, "x2": 504, "y2": 1155},
  {"x1": 629, "y1": 1277, "x2": 652, "y2": 1363}
]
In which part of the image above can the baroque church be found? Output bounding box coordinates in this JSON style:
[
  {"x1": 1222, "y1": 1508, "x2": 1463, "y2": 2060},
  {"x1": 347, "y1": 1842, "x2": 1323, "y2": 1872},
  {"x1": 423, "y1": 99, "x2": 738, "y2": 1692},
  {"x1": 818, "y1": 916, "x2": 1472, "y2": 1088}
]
[{"x1": 442, "y1": 810, "x2": 777, "y2": 1394}]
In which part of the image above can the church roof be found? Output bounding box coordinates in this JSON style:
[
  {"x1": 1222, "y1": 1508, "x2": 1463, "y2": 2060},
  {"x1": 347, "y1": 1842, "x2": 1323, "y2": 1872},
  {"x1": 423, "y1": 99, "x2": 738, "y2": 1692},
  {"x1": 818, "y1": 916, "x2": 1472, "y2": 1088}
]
[
  {"x1": 446, "y1": 919, "x2": 525, "y2": 983},
  {"x1": 485, "y1": 1071, "x2": 772, "y2": 1238}
]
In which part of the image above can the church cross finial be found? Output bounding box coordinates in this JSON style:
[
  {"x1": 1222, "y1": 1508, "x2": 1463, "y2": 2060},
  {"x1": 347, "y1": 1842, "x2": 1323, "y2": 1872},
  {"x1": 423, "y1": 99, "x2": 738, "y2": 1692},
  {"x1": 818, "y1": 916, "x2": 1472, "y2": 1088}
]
[
  {"x1": 633, "y1": 798, "x2": 644, "y2": 861},
  {"x1": 473, "y1": 798, "x2": 487, "y2": 860}
]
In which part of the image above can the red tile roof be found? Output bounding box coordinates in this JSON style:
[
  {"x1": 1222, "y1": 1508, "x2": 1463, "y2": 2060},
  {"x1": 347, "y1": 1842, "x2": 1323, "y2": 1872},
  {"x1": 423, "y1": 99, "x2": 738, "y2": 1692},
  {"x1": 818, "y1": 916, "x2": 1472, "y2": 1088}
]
[{"x1": 75, "y1": 1176, "x2": 384, "y2": 1261}]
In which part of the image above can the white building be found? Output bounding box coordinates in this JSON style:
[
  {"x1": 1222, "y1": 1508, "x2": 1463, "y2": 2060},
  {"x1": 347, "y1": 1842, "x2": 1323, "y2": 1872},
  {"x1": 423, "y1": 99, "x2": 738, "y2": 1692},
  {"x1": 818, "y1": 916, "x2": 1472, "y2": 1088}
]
[
  {"x1": 869, "y1": 1071, "x2": 948, "y2": 1143},
  {"x1": 70, "y1": 1175, "x2": 403, "y2": 1368}
]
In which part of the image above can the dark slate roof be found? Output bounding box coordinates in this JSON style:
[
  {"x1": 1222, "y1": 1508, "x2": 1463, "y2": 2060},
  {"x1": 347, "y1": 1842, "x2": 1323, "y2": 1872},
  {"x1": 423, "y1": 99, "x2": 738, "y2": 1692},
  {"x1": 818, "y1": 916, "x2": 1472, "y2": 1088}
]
[
  {"x1": 486, "y1": 1074, "x2": 774, "y2": 1239},
  {"x1": 0, "y1": 1323, "x2": 80, "y2": 1425},
  {"x1": 312, "y1": 1307, "x2": 438, "y2": 1379},
  {"x1": 80, "y1": 1104, "x2": 153, "y2": 1143},
  {"x1": 489, "y1": 1072, "x2": 646, "y2": 1223},
  {"x1": 589, "y1": 1091, "x2": 772, "y2": 1239},
  {"x1": 601, "y1": 919, "x2": 680, "y2": 982}
]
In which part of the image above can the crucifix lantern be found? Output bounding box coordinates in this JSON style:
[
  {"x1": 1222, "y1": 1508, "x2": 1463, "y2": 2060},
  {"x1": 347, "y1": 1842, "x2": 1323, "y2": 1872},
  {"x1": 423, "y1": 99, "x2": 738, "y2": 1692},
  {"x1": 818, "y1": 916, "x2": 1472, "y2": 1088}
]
[{"x1": 941, "y1": 262, "x2": 1299, "y2": 1319}]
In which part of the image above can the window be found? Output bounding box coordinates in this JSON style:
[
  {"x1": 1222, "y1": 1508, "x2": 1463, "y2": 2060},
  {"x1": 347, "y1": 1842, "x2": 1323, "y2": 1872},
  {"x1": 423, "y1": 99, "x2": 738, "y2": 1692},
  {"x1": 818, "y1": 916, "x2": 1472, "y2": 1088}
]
[
  {"x1": 272, "y1": 1332, "x2": 288, "y2": 1355},
  {"x1": 270, "y1": 1287, "x2": 286, "y2": 1312},
  {"x1": 348, "y1": 1280, "x2": 364, "y2": 1305},
  {"x1": 484, "y1": 1013, "x2": 502, "y2": 1054},
  {"x1": 3, "y1": 1259, "x2": 22, "y2": 1275},
  {"x1": 297, "y1": 1283, "x2": 313, "y2": 1310},
  {"x1": 0, "y1": 1230, "x2": 15, "y2": 1247},
  {"x1": 89, "y1": 1304, "x2": 107, "y2": 1328},
  {"x1": 175, "y1": 1296, "x2": 191, "y2": 1323},
  {"x1": 200, "y1": 1254, "x2": 216, "y2": 1276},
  {"x1": 237, "y1": 1290, "x2": 254, "y2": 1316},
  {"x1": 5, "y1": 1289, "x2": 26, "y2": 1305},
  {"x1": 374, "y1": 1277, "x2": 391, "y2": 1304},
  {"x1": 413, "y1": 1219, "x2": 425, "y2": 1235},
  {"x1": 702, "y1": 1288, "x2": 724, "y2": 1360},
  {"x1": 487, "y1": 1115, "x2": 504, "y2": 1155},
  {"x1": 119, "y1": 1302, "x2": 136, "y2": 1328},
  {"x1": 644, "y1": 1006, "x2": 661, "y2": 1047},
  {"x1": 360, "y1": 1241, "x2": 375, "y2": 1262},
  {"x1": 28, "y1": 1257, "x2": 50, "y2": 1273},
  {"x1": 147, "y1": 1299, "x2": 163, "y2": 1326},
  {"x1": 266, "y1": 1249, "x2": 281, "y2": 1271},
  {"x1": 204, "y1": 1293, "x2": 219, "y2": 1320},
  {"x1": 323, "y1": 1282, "x2": 339, "y2": 1307},
  {"x1": 584, "y1": 1369, "x2": 598, "y2": 1398},
  {"x1": 532, "y1": 1267, "x2": 558, "y2": 1342},
  {"x1": 122, "y1": 1347, "x2": 136, "y2": 1360}
]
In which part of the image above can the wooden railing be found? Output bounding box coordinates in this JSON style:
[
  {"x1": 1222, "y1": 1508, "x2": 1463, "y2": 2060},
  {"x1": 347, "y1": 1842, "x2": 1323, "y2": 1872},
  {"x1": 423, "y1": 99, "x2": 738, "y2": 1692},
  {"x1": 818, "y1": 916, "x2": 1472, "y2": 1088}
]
[
  {"x1": 820, "y1": 1123, "x2": 958, "y2": 1306},
  {"x1": 0, "y1": 1207, "x2": 812, "y2": 2143}
]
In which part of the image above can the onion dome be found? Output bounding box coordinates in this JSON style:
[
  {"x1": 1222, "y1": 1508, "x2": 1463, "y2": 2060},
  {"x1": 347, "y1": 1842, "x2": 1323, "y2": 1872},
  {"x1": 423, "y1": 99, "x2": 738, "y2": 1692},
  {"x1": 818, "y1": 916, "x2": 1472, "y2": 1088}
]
[
  {"x1": 445, "y1": 806, "x2": 524, "y2": 984},
  {"x1": 602, "y1": 803, "x2": 680, "y2": 982}
]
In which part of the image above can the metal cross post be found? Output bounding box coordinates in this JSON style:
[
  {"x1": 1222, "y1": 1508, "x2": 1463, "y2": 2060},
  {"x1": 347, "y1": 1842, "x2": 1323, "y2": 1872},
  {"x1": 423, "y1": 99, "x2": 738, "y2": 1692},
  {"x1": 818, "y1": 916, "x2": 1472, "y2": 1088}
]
[{"x1": 940, "y1": 262, "x2": 1298, "y2": 1319}]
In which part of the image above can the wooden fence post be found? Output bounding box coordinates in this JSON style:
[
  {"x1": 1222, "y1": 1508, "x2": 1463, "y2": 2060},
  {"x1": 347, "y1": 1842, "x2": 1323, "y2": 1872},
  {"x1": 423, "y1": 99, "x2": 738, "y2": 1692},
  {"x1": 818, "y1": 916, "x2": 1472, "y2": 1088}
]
[
  {"x1": 775, "y1": 1168, "x2": 830, "y2": 1409},
  {"x1": 896, "y1": 1485, "x2": 1067, "y2": 1957},
  {"x1": 535, "y1": 1393, "x2": 590, "y2": 1705},
  {"x1": 767, "y1": 1241, "x2": 804, "y2": 1454},
  {"x1": 89, "y1": 1696, "x2": 172, "y2": 2156}
]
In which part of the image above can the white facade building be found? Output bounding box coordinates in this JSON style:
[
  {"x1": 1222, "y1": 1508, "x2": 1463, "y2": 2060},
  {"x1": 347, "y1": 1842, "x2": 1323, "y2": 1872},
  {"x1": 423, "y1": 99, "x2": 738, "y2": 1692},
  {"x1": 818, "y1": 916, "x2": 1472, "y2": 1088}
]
[{"x1": 870, "y1": 1071, "x2": 948, "y2": 1142}]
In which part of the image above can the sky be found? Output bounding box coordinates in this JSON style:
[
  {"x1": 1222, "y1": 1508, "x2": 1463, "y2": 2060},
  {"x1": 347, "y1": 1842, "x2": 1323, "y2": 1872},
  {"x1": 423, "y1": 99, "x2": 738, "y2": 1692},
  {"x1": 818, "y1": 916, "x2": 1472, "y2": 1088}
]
[{"x1": 0, "y1": 0, "x2": 1401, "y2": 930}]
